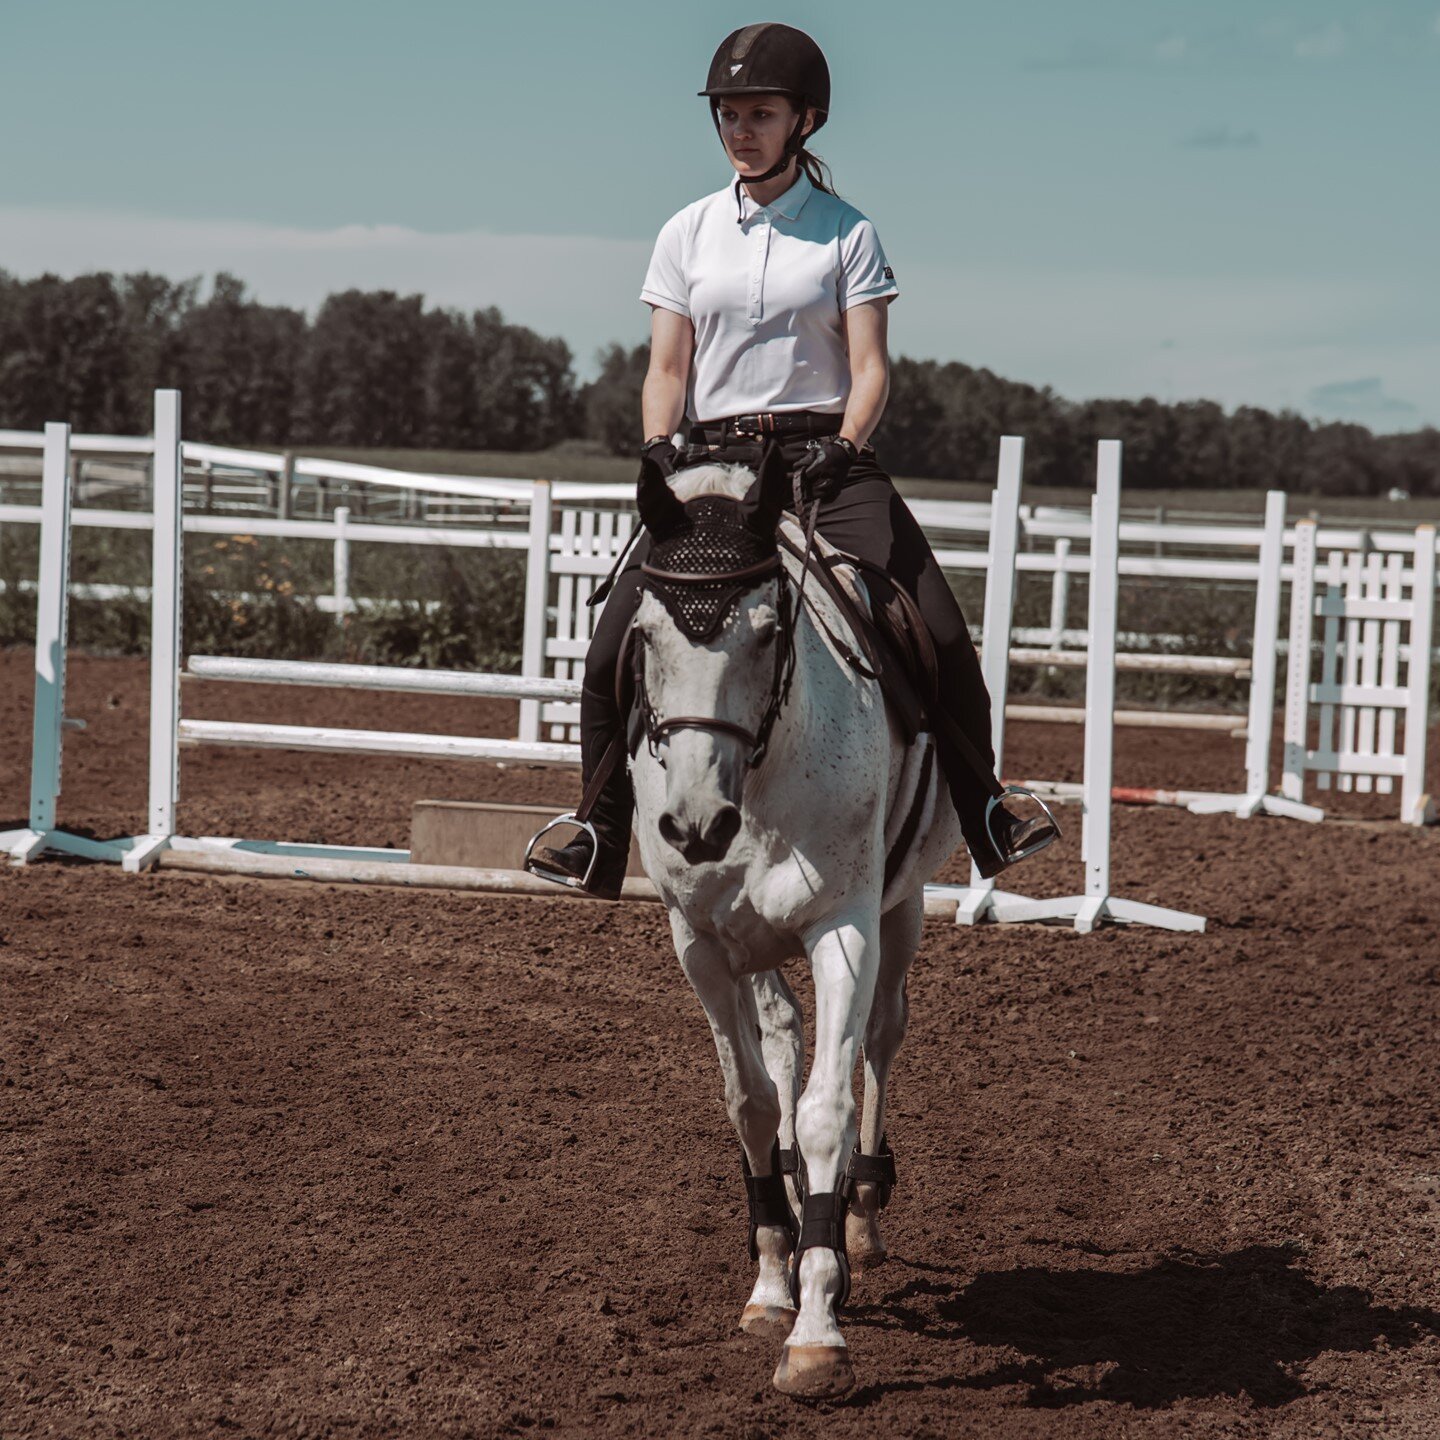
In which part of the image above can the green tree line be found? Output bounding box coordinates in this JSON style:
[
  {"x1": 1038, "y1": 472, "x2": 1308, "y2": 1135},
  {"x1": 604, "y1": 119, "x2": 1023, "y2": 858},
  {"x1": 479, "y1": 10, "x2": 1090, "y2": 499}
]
[{"x1": 3, "y1": 269, "x2": 1436, "y2": 496}]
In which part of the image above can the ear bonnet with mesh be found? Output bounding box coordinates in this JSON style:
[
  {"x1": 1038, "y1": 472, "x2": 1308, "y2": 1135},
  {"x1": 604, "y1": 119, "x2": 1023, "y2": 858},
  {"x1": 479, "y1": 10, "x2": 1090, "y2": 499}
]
[
  {"x1": 635, "y1": 448, "x2": 790, "y2": 642},
  {"x1": 642, "y1": 497, "x2": 781, "y2": 641}
]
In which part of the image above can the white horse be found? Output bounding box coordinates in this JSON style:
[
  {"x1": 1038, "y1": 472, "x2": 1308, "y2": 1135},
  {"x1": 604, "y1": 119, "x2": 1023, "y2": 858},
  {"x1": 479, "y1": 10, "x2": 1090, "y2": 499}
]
[{"x1": 628, "y1": 447, "x2": 961, "y2": 1399}]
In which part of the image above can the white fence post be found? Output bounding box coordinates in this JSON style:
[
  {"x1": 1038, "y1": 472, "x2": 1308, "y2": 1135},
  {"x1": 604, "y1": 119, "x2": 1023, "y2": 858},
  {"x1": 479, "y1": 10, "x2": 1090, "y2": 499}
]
[
  {"x1": 1281, "y1": 521, "x2": 1319, "y2": 804},
  {"x1": 1048, "y1": 538, "x2": 1071, "y2": 648},
  {"x1": 3, "y1": 424, "x2": 73, "y2": 863},
  {"x1": 333, "y1": 505, "x2": 351, "y2": 624},
  {"x1": 519, "y1": 480, "x2": 553, "y2": 744},
  {"x1": 126, "y1": 389, "x2": 183, "y2": 871},
  {"x1": 1402, "y1": 526, "x2": 1436, "y2": 825},
  {"x1": 955, "y1": 436, "x2": 1024, "y2": 924}
]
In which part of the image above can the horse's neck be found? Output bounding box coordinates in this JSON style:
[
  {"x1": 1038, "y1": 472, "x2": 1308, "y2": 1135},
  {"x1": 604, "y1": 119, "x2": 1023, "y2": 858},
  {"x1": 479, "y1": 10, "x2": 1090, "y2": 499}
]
[{"x1": 748, "y1": 583, "x2": 889, "y2": 814}]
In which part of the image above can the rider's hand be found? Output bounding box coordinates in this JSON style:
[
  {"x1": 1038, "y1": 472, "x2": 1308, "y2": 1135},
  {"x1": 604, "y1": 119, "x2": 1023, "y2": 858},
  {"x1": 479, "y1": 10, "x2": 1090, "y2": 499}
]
[
  {"x1": 640, "y1": 435, "x2": 679, "y2": 477},
  {"x1": 795, "y1": 436, "x2": 858, "y2": 502}
]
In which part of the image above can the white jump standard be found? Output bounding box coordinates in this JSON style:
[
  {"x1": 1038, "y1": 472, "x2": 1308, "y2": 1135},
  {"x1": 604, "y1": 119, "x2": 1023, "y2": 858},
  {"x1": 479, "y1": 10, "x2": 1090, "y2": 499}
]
[{"x1": 950, "y1": 441, "x2": 1207, "y2": 933}]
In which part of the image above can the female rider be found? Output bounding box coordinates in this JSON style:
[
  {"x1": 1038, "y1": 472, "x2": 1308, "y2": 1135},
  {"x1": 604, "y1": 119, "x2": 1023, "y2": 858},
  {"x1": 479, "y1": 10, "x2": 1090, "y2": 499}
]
[{"x1": 530, "y1": 22, "x2": 1057, "y2": 900}]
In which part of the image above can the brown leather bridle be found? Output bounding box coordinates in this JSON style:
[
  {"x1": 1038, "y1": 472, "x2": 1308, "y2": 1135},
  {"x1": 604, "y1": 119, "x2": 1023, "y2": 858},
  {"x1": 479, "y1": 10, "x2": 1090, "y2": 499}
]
[{"x1": 635, "y1": 551, "x2": 797, "y2": 768}]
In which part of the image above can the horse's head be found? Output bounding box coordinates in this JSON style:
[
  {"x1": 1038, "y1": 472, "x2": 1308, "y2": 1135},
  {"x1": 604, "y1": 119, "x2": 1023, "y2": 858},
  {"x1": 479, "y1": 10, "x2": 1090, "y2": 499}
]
[{"x1": 634, "y1": 444, "x2": 792, "y2": 864}]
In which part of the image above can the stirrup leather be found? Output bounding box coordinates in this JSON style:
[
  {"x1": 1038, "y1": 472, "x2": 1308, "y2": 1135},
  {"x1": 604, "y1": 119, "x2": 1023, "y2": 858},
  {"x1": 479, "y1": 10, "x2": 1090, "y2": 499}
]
[
  {"x1": 984, "y1": 784, "x2": 1063, "y2": 864},
  {"x1": 522, "y1": 812, "x2": 600, "y2": 891}
]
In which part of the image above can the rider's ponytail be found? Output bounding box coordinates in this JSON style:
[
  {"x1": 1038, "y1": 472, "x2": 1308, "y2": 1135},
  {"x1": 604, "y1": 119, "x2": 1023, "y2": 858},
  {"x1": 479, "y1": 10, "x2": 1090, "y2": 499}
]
[{"x1": 798, "y1": 147, "x2": 836, "y2": 195}]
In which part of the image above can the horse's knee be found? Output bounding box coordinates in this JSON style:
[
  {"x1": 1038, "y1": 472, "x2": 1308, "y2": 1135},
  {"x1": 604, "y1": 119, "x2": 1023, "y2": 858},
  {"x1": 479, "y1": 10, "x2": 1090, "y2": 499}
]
[{"x1": 794, "y1": 1084, "x2": 854, "y2": 1186}]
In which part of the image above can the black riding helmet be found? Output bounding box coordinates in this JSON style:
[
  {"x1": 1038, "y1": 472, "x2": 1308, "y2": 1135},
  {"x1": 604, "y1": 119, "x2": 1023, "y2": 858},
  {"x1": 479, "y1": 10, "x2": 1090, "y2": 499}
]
[{"x1": 699, "y1": 23, "x2": 830, "y2": 186}]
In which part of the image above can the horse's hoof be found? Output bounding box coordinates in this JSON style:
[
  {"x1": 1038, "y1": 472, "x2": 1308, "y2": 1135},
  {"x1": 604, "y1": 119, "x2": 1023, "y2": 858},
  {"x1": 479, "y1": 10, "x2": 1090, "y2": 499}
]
[
  {"x1": 772, "y1": 1343, "x2": 856, "y2": 1400},
  {"x1": 848, "y1": 1242, "x2": 889, "y2": 1274},
  {"x1": 739, "y1": 1303, "x2": 797, "y2": 1340},
  {"x1": 845, "y1": 1210, "x2": 887, "y2": 1273}
]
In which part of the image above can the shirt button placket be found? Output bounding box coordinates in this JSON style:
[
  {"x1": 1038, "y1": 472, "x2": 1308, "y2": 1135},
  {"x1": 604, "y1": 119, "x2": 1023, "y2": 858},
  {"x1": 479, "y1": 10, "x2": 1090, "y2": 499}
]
[{"x1": 749, "y1": 214, "x2": 768, "y2": 326}]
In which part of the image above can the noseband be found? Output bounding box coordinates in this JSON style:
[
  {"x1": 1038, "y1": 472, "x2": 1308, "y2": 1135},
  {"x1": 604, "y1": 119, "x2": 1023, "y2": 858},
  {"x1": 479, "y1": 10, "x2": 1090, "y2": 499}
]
[{"x1": 636, "y1": 529, "x2": 797, "y2": 770}]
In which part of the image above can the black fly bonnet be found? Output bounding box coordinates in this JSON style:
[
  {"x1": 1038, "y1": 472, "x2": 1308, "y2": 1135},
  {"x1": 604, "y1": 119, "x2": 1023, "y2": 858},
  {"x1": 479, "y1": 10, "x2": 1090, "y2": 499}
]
[{"x1": 634, "y1": 445, "x2": 796, "y2": 767}]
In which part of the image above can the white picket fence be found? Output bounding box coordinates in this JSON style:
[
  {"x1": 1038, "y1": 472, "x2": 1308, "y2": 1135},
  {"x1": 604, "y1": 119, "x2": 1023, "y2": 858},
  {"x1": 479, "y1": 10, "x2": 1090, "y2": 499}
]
[{"x1": 3, "y1": 394, "x2": 1437, "y2": 907}]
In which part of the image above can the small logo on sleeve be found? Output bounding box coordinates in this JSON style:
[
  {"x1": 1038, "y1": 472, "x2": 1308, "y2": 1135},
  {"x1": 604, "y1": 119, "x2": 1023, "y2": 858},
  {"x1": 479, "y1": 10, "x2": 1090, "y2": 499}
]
[{"x1": 883, "y1": 266, "x2": 895, "y2": 280}]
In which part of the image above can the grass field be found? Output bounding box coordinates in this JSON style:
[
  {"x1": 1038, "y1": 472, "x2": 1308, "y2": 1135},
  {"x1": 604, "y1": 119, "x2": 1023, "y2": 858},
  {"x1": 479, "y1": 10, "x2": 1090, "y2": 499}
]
[{"x1": 303, "y1": 441, "x2": 1440, "y2": 524}]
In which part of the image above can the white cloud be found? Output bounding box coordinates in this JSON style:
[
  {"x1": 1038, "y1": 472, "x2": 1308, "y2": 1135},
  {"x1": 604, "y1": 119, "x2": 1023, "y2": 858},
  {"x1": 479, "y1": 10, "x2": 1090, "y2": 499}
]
[
  {"x1": 1294, "y1": 22, "x2": 1347, "y2": 59},
  {"x1": 0, "y1": 206, "x2": 653, "y2": 373}
]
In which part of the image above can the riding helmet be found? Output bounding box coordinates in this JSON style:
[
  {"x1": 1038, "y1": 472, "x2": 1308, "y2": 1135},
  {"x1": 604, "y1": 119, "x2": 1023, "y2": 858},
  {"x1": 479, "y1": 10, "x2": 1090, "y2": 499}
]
[
  {"x1": 699, "y1": 23, "x2": 831, "y2": 133},
  {"x1": 699, "y1": 23, "x2": 830, "y2": 184}
]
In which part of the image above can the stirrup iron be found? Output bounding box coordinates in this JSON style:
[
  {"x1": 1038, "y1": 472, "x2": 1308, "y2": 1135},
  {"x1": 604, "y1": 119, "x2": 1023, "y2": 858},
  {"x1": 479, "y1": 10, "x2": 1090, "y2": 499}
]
[
  {"x1": 522, "y1": 812, "x2": 600, "y2": 891},
  {"x1": 984, "y1": 784, "x2": 1063, "y2": 864}
]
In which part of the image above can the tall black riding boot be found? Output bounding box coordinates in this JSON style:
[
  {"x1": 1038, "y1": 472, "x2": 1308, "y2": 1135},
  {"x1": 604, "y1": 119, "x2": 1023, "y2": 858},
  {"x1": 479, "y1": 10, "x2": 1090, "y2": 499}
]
[{"x1": 525, "y1": 682, "x2": 635, "y2": 901}]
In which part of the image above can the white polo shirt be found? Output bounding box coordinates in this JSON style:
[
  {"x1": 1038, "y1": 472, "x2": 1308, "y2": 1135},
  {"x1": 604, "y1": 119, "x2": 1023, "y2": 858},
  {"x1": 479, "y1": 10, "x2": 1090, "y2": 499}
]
[{"x1": 640, "y1": 170, "x2": 899, "y2": 422}]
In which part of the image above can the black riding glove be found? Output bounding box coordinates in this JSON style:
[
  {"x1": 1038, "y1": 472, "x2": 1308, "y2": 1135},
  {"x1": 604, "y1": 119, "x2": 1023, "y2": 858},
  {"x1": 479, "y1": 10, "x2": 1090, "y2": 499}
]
[
  {"x1": 795, "y1": 436, "x2": 858, "y2": 503},
  {"x1": 640, "y1": 435, "x2": 679, "y2": 477}
]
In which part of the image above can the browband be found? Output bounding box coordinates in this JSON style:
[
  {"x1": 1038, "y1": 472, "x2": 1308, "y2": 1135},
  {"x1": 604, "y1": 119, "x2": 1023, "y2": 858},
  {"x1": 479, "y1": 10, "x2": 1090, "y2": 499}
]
[{"x1": 640, "y1": 555, "x2": 782, "y2": 587}]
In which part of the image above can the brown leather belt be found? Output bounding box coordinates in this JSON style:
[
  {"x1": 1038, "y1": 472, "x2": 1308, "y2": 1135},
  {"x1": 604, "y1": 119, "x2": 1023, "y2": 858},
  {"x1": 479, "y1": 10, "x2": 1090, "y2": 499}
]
[{"x1": 695, "y1": 411, "x2": 844, "y2": 441}]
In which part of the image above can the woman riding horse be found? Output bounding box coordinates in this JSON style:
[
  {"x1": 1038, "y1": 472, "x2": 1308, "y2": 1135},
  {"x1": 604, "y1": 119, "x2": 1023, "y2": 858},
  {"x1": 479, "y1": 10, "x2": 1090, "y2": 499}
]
[{"x1": 530, "y1": 21, "x2": 1057, "y2": 900}]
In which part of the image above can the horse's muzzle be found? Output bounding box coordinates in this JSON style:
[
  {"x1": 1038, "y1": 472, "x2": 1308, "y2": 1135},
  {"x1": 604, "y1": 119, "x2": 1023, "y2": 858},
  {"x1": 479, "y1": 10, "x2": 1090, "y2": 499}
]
[{"x1": 658, "y1": 802, "x2": 742, "y2": 864}]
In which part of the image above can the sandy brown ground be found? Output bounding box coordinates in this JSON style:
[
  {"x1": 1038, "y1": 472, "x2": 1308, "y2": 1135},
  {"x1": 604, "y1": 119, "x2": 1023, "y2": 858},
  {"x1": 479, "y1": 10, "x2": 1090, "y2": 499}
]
[{"x1": 4, "y1": 652, "x2": 1440, "y2": 1438}]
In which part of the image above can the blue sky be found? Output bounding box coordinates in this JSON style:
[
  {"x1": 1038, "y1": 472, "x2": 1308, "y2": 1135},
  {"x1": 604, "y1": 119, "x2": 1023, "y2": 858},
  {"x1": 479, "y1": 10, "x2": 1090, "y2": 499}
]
[{"x1": 2, "y1": 0, "x2": 1436, "y2": 431}]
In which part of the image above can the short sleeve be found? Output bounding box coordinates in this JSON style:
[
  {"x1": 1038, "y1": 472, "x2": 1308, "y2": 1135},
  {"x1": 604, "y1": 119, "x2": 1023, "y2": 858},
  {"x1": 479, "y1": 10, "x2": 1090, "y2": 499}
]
[
  {"x1": 640, "y1": 214, "x2": 690, "y2": 318},
  {"x1": 838, "y1": 216, "x2": 899, "y2": 310}
]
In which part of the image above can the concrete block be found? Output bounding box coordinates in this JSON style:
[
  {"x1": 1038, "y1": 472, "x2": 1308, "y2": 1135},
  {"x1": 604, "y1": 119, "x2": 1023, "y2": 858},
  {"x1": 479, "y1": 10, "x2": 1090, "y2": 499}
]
[{"x1": 410, "y1": 799, "x2": 646, "y2": 875}]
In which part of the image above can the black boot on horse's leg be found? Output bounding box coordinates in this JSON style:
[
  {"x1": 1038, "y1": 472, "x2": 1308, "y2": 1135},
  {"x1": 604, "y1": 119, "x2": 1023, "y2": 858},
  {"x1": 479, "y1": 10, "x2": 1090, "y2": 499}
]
[
  {"x1": 525, "y1": 683, "x2": 634, "y2": 901},
  {"x1": 738, "y1": 1142, "x2": 801, "y2": 1340}
]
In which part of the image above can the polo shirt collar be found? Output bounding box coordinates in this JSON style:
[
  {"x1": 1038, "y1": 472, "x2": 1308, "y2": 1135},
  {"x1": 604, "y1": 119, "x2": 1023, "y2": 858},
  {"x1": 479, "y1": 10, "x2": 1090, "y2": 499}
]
[{"x1": 733, "y1": 168, "x2": 814, "y2": 224}]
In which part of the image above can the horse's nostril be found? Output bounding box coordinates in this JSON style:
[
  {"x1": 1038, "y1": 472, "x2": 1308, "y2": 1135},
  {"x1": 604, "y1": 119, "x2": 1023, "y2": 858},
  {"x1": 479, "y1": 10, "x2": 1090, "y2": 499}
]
[
  {"x1": 659, "y1": 811, "x2": 686, "y2": 849},
  {"x1": 707, "y1": 805, "x2": 741, "y2": 853}
]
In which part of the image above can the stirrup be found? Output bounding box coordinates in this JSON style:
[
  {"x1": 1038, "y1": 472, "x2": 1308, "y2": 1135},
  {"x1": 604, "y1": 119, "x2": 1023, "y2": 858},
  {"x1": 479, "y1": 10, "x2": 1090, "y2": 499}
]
[
  {"x1": 984, "y1": 784, "x2": 1063, "y2": 865},
  {"x1": 522, "y1": 812, "x2": 600, "y2": 890}
]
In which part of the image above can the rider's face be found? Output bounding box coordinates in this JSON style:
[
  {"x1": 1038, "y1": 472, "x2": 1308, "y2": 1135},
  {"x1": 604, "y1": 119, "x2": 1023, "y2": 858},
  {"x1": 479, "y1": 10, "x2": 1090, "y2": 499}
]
[{"x1": 716, "y1": 95, "x2": 814, "y2": 180}]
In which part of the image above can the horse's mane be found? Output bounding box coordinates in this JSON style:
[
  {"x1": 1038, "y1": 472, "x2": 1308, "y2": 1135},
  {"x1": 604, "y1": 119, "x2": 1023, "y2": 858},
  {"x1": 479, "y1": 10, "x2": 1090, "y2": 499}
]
[{"x1": 668, "y1": 463, "x2": 755, "y2": 504}]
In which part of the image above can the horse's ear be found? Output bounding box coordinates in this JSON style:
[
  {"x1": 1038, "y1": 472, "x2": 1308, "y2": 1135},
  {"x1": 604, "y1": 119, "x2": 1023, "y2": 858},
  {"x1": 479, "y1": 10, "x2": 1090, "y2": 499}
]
[
  {"x1": 637, "y1": 455, "x2": 687, "y2": 538},
  {"x1": 743, "y1": 441, "x2": 790, "y2": 536}
]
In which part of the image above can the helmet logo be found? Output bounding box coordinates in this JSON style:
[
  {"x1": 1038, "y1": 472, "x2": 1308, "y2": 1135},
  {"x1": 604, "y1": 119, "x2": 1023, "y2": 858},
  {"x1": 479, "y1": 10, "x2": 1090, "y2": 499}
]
[{"x1": 729, "y1": 63, "x2": 742, "y2": 75}]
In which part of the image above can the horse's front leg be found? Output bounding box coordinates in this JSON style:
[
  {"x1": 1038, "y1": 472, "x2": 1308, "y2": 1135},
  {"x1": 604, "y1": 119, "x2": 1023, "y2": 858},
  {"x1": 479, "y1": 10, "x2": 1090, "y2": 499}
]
[
  {"x1": 848, "y1": 893, "x2": 921, "y2": 1272},
  {"x1": 671, "y1": 919, "x2": 798, "y2": 1340},
  {"x1": 750, "y1": 969, "x2": 805, "y2": 1217},
  {"x1": 774, "y1": 910, "x2": 881, "y2": 1401}
]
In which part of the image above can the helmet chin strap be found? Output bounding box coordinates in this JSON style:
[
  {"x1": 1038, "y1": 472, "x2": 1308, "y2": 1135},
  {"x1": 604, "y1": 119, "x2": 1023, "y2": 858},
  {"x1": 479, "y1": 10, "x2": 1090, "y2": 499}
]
[{"x1": 712, "y1": 103, "x2": 809, "y2": 202}]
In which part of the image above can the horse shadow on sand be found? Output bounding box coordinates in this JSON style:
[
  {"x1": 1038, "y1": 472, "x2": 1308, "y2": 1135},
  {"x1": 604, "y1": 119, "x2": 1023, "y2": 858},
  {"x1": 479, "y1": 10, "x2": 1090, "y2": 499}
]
[{"x1": 845, "y1": 1243, "x2": 1440, "y2": 1409}]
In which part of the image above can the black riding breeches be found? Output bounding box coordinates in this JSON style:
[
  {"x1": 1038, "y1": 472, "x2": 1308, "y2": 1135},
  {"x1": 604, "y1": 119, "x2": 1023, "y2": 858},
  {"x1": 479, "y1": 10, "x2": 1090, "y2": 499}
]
[{"x1": 579, "y1": 438, "x2": 999, "y2": 857}]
